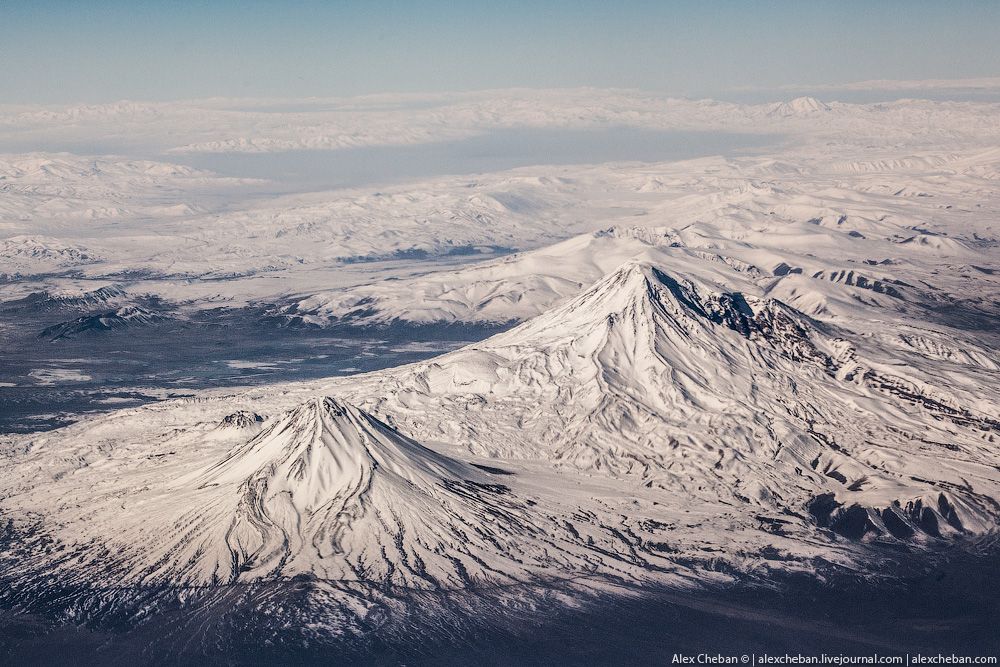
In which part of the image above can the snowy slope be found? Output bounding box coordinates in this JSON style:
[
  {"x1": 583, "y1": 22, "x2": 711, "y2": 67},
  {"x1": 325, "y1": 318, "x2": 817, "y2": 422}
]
[
  {"x1": 3, "y1": 256, "x2": 999, "y2": 633},
  {"x1": 769, "y1": 97, "x2": 832, "y2": 117},
  {"x1": 2, "y1": 91, "x2": 1000, "y2": 641},
  {"x1": 345, "y1": 261, "x2": 1000, "y2": 533},
  {"x1": 3, "y1": 134, "x2": 999, "y2": 322},
  {"x1": 39, "y1": 304, "x2": 167, "y2": 339},
  {"x1": 0, "y1": 392, "x2": 717, "y2": 628},
  {"x1": 275, "y1": 226, "x2": 688, "y2": 325},
  {"x1": 2, "y1": 397, "x2": 612, "y2": 589},
  {"x1": 271, "y1": 151, "x2": 1000, "y2": 329}
]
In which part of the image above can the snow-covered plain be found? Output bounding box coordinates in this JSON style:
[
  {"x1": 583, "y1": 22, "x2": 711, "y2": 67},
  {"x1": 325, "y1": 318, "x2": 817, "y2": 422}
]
[{"x1": 1, "y1": 90, "x2": 1000, "y2": 653}]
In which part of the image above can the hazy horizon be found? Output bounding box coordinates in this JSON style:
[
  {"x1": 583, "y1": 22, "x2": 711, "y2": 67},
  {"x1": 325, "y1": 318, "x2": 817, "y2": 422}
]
[{"x1": 3, "y1": 0, "x2": 1000, "y2": 104}]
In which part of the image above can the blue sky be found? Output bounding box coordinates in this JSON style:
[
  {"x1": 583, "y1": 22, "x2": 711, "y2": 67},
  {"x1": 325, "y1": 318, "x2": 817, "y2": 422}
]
[{"x1": 2, "y1": 1, "x2": 999, "y2": 103}]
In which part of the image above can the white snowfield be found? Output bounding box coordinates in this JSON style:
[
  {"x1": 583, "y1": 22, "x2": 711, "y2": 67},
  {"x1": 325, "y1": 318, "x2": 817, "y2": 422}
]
[
  {"x1": 4, "y1": 144, "x2": 1000, "y2": 315},
  {"x1": 1, "y1": 90, "x2": 999, "y2": 629},
  {"x1": 3, "y1": 89, "x2": 998, "y2": 156},
  {"x1": 2, "y1": 255, "x2": 998, "y2": 620}
]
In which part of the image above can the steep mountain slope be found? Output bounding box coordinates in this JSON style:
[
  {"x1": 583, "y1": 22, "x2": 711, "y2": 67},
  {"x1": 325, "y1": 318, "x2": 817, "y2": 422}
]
[
  {"x1": 2, "y1": 256, "x2": 999, "y2": 641},
  {"x1": 258, "y1": 138, "x2": 1000, "y2": 334},
  {"x1": 345, "y1": 261, "x2": 1000, "y2": 540},
  {"x1": 0, "y1": 235, "x2": 99, "y2": 276},
  {"x1": 273, "y1": 226, "x2": 689, "y2": 326},
  {"x1": 769, "y1": 97, "x2": 832, "y2": 117},
  {"x1": 4, "y1": 135, "x2": 998, "y2": 328},
  {"x1": 3, "y1": 96, "x2": 1000, "y2": 648},
  {"x1": 0, "y1": 395, "x2": 704, "y2": 613},
  {"x1": 39, "y1": 304, "x2": 167, "y2": 339}
]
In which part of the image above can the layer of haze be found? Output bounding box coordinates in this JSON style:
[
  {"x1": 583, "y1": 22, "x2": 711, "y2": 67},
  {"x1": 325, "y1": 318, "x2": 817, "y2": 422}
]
[{"x1": 3, "y1": 0, "x2": 1000, "y2": 104}]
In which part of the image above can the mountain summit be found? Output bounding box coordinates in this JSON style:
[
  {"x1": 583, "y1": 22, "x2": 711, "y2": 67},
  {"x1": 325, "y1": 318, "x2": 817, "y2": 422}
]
[
  {"x1": 769, "y1": 96, "x2": 832, "y2": 117},
  {"x1": 2, "y1": 261, "x2": 999, "y2": 643},
  {"x1": 379, "y1": 260, "x2": 1000, "y2": 539}
]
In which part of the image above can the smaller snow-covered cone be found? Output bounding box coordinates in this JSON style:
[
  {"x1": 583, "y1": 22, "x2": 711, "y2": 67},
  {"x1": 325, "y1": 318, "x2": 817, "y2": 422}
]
[
  {"x1": 40, "y1": 304, "x2": 165, "y2": 339},
  {"x1": 2, "y1": 397, "x2": 623, "y2": 597},
  {"x1": 217, "y1": 410, "x2": 265, "y2": 429},
  {"x1": 193, "y1": 396, "x2": 532, "y2": 585}
]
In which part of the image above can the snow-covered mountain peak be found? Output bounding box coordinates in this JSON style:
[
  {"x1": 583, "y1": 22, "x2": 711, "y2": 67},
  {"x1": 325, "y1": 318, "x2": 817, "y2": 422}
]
[
  {"x1": 0, "y1": 395, "x2": 559, "y2": 588},
  {"x1": 770, "y1": 96, "x2": 832, "y2": 117},
  {"x1": 218, "y1": 410, "x2": 265, "y2": 429},
  {"x1": 378, "y1": 255, "x2": 999, "y2": 535},
  {"x1": 592, "y1": 224, "x2": 682, "y2": 246},
  {"x1": 197, "y1": 396, "x2": 478, "y2": 509},
  {"x1": 494, "y1": 260, "x2": 820, "y2": 362},
  {"x1": 39, "y1": 304, "x2": 166, "y2": 340}
]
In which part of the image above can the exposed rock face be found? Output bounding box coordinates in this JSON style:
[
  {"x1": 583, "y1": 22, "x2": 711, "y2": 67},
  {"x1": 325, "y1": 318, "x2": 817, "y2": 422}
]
[{"x1": 40, "y1": 305, "x2": 166, "y2": 340}]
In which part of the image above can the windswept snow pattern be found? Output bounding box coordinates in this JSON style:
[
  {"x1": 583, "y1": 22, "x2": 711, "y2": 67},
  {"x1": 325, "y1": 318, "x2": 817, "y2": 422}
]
[
  {"x1": 1, "y1": 91, "x2": 1000, "y2": 651},
  {"x1": 3, "y1": 255, "x2": 999, "y2": 636}
]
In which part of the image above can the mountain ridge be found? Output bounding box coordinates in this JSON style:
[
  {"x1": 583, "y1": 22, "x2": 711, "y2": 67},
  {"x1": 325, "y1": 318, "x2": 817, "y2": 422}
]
[{"x1": 1, "y1": 257, "x2": 999, "y2": 641}]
